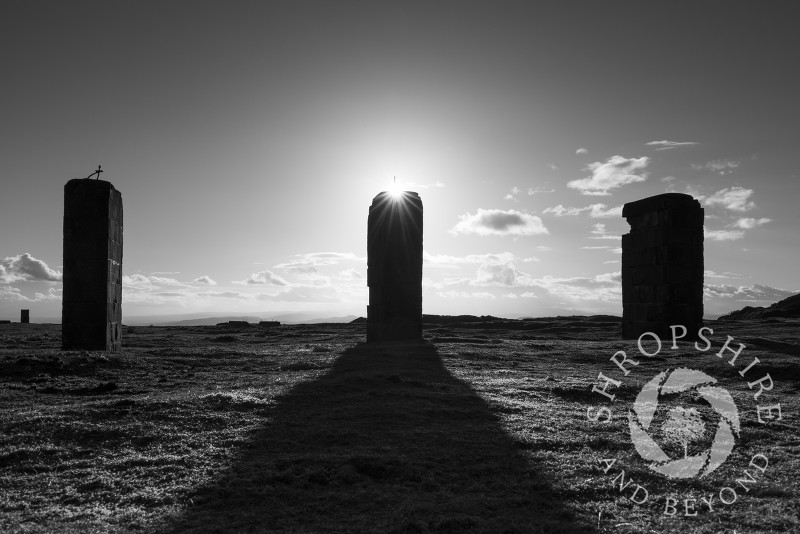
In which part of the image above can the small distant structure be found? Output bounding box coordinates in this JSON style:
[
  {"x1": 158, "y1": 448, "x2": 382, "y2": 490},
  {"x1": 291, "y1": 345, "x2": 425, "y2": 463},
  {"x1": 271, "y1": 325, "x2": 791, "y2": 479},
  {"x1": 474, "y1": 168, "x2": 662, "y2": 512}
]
[
  {"x1": 621, "y1": 193, "x2": 704, "y2": 339},
  {"x1": 367, "y1": 190, "x2": 423, "y2": 342},
  {"x1": 20, "y1": 309, "x2": 30, "y2": 324},
  {"x1": 258, "y1": 320, "x2": 280, "y2": 327},
  {"x1": 217, "y1": 320, "x2": 251, "y2": 327},
  {"x1": 0, "y1": 320, "x2": 11, "y2": 325}
]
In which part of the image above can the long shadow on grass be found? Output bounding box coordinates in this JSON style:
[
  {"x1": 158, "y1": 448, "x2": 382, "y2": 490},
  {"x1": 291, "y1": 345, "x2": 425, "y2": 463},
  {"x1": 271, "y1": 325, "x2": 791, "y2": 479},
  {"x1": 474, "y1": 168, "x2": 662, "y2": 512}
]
[{"x1": 164, "y1": 341, "x2": 595, "y2": 533}]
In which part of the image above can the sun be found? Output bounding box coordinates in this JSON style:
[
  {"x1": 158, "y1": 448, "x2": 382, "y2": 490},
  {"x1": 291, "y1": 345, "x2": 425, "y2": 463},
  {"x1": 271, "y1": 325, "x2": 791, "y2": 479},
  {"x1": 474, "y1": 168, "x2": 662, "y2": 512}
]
[{"x1": 386, "y1": 177, "x2": 404, "y2": 199}]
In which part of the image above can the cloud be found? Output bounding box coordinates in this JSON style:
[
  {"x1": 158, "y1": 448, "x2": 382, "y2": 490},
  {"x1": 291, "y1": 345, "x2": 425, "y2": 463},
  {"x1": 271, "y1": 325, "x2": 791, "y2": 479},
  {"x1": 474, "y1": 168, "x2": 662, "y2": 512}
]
[
  {"x1": 235, "y1": 269, "x2": 289, "y2": 286},
  {"x1": 542, "y1": 203, "x2": 622, "y2": 218},
  {"x1": 730, "y1": 217, "x2": 771, "y2": 229},
  {"x1": 338, "y1": 268, "x2": 362, "y2": 280},
  {"x1": 704, "y1": 284, "x2": 796, "y2": 304},
  {"x1": 705, "y1": 270, "x2": 743, "y2": 280},
  {"x1": 34, "y1": 288, "x2": 62, "y2": 301},
  {"x1": 0, "y1": 253, "x2": 62, "y2": 283},
  {"x1": 476, "y1": 263, "x2": 527, "y2": 286},
  {"x1": 437, "y1": 291, "x2": 495, "y2": 299},
  {"x1": 193, "y1": 275, "x2": 217, "y2": 285},
  {"x1": 527, "y1": 187, "x2": 555, "y2": 195},
  {"x1": 0, "y1": 286, "x2": 31, "y2": 302},
  {"x1": 399, "y1": 180, "x2": 445, "y2": 189},
  {"x1": 121, "y1": 274, "x2": 192, "y2": 305},
  {"x1": 451, "y1": 209, "x2": 549, "y2": 237},
  {"x1": 576, "y1": 148, "x2": 588, "y2": 155},
  {"x1": 589, "y1": 223, "x2": 621, "y2": 240},
  {"x1": 567, "y1": 155, "x2": 649, "y2": 195},
  {"x1": 546, "y1": 163, "x2": 558, "y2": 171},
  {"x1": 692, "y1": 159, "x2": 740, "y2": 175},
  {"x1": 703, "y1": 187, "x2": 755, "y2": 212},
  {"x1": 527, "y1": 272, "x2": 621, "y2": 302},
  {"x1": 424, "y1": 252, "x2": 539, "y2": 267},
  {"x1": 256, "y1": 286, "x2": 339, "y2": 302},
  {"x1": 504, "y1": 186, "x2": 522, "y2": 201},
  {"x1": 704, "y1": 228, "x2": 745, "y2": 241},
  {"x1": 197, "y1": 291, "x2": 246, "y2": 299},
  {"x1": 273, "y1": 252, "x2": 364, "y2": 269},
  {"x1": 646, "y1": 140, "x2": 699, "y2": 150}
]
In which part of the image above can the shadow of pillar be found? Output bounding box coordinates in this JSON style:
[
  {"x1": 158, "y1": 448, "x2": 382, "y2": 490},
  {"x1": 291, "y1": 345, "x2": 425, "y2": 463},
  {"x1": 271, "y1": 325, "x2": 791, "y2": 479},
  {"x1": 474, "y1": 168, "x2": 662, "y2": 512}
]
[{"x1": 163, "y1": 342, "x2": 595, "y2": 533}]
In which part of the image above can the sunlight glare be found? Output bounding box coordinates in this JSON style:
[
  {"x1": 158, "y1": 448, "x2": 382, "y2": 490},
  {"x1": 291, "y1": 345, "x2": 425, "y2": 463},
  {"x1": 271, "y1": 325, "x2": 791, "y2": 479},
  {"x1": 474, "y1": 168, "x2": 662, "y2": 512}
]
[{"x1": 387, "y1": 177, "x2": 403, "y2": 199}]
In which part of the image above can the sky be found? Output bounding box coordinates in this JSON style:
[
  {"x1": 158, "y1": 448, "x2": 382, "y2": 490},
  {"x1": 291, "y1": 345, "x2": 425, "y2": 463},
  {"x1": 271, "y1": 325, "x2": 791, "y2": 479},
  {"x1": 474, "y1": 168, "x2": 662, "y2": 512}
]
[{"x1": 1, "y1": 1, "x2": 798, "y2": 322}]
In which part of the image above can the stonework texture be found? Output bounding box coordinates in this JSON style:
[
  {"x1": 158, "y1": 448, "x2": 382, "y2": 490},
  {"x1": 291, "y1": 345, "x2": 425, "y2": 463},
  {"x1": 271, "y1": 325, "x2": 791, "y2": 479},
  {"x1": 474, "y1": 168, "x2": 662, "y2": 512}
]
[
  {"x1": 367, "y1": 191, "x2": 423, "y2": 342},
  {"x1": 621, "y1": 193, "x2": 703, "y2": 339},
  {"x1": 62, "y1": 179, "x2": 123, "y2": 351}
]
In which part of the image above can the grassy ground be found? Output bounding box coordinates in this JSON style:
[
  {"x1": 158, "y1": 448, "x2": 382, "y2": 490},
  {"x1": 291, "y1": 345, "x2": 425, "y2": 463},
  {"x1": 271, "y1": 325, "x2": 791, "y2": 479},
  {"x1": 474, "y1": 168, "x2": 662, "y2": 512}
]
[{"x1": 0, "y1": 318, "x2": 797, "y2": 533}]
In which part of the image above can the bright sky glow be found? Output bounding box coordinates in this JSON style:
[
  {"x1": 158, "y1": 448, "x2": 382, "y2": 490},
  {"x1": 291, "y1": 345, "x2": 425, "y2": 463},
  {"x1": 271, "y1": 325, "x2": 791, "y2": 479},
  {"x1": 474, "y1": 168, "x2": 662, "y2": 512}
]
[{"x1": 1, "y1": 2, "x2": 798, "y2": 322}]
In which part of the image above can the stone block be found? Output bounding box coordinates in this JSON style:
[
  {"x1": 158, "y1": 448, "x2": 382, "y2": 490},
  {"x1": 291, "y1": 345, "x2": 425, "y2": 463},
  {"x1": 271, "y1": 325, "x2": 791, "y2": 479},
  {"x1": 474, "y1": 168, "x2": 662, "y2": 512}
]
[
  {"x1": 367, "y1": 191, "x2": 423, "y2": 342},
  {"x1": 62, "y1": 179, "x2": 123, "y2": 351},
  {"x1": 621, "y1": 193, "x2": 703, "y2": 339}
]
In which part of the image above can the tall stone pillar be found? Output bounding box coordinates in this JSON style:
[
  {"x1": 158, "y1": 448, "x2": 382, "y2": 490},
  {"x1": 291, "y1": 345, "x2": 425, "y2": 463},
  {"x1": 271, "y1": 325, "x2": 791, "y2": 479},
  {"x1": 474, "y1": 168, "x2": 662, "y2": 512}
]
[
  {"x1": 367, "y1": 191, "x2": 423, "y2": 342},
  {"x1": 621, "y1": 193, "x2": 703, "y2": 339},
  {"x1": 20, "y1": 310, "x2": 29, "y2": 324},
  {"x1": 62, "y1": 179, "x2": 123, "y2": 351}
]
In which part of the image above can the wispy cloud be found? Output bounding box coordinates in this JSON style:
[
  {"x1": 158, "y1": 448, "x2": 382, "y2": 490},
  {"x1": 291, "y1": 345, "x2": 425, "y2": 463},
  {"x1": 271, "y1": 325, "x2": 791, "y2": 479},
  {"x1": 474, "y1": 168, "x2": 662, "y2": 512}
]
[
  {"x1": 704, "y1": 228, "x2": 745, "y2": 241},
  {"x1": 543, "y1": 203, "x2": 622, "y2": 218},
  {"x1": 197, "y1": 291, "x2": 246, "y2": 299},
  {"x1": 546, "y1": 163, "x2": 558, "y2": 171},
  {"x1": 527, "y1": 187, "x2": 555, "y2": 195},
  {"x1": 234, "y1": 269, "x2": 290, "y2": 286},
  {"x1": 193, "y1": 275, "x2": 217, "y2": 285},
  {"x1": 504, "y1": 186, "x2": 521, "y2": 201},
  {"x1": 273, "y1": 252, "x2": 364, "y2": 269},
  {"x1": 576, "y1": 148, "x2": 588, "y2": 155},
  {"x1": 730, "y1": 217, "x2": 771, "y2": 229},
  {"x1": 0, "y1": 286, "x2": 31, "y2": 302},
  {"x1": 692, "y1": 159, "x2": 740, "y2": 175},
  {"x1": 451, "y1": 209, "x2": 549, "y2": 237},
  {"x1": 437, "y1": 291, "x2": 496, "y2": 299},
  {"x1": 646, "y1": 140, "x2": 699, "y2": 150},
  {"x1": 424, "y1": 252, "x2": 539, "y2": 266},
  {"x1": 704, "y1": 186, "x2": 755, "y2": 212},
  {"x1": 0, "y1": 253, "x2": 62, "y2": 283},
  {"x1": 589, "y1": 223, "x2": 621, "y2": 240},
  {"x1": 704, "y1": 284, "x2": 796, "y2": 304},
  {"x1": 568, "y1": 155, "x2": 649, "y2": 195},
  {"x1": 256, "y1": 286, "x2": 339, "y2": 302}
]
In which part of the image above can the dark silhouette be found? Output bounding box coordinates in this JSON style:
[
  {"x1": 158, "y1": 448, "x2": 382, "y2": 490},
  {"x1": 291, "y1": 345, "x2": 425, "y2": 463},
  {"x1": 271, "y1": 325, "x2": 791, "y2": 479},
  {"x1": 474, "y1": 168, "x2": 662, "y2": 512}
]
[
  {"x1": 163, "y1": 342, "x2": 593, "y2": 533},
  {"x1": 621, "y1": 193, "x2": 703, "y2": 339},
  {"x1": 62, "y1": 178, "x2": 123, "y2": 351},
  {"x1": 367, "y1": 191, "x2": 423, "y2": 342},
  {"x1": 20, "y1": 309, "x2": 29, "y2": 324}
]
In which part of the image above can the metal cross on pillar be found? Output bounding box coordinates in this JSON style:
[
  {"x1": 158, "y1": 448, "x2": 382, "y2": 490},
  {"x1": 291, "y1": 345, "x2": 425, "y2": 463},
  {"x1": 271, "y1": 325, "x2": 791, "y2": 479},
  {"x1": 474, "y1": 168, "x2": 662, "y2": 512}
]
[{"x1": 85, "y1": 165, "x2": 103, "y2": 180}]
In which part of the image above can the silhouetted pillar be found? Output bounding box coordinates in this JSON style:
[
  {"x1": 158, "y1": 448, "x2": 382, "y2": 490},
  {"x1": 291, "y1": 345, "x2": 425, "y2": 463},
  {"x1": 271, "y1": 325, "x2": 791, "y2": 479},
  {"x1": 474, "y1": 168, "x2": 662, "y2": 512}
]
[
  {"x1": 622, "y1": 193, "x2": 703, "y2": 339},
  {"x1": 62, "y1": 179, "x2": 123, "y2": 351},
  {"x1": 20, "y1": 309, "x2": 29, "y2": 324},
  {"x1": 367, "y1": 191, "x2": 423, "y2": 342}
]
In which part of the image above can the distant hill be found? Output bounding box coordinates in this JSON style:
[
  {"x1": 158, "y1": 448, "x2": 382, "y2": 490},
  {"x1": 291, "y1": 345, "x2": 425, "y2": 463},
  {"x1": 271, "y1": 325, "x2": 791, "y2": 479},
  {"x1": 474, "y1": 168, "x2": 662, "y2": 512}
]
[
  {"x1": 719, "y1": 292, "x2": 800, "y2": 320},
  {"x1": 123, "y1": 312, "x2": 360, "y2": 326}
]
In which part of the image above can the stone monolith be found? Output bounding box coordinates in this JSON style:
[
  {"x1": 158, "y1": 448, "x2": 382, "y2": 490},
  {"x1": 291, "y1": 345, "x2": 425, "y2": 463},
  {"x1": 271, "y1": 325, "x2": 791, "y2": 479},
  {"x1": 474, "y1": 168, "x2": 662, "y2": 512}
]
[
  {"x1": 621, "y1": 193, "x2": 703, "y2": 339},
  {"x1": 62, "y1": 179, "x2": 123, "y2": 351},
  {"x1": 367, "y1": 191, "x2": 423, "y2": 342}
]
